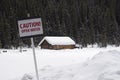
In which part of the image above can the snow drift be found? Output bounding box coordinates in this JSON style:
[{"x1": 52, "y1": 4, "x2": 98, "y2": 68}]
[
  {"x1": 23, "y1": 50, "x2": 120, "y2": 80},
  {"x1": 73, "y1": 50, "x2": 120, "y2": 80}
]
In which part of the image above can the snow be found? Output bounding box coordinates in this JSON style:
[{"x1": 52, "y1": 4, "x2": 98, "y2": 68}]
[
  {"x1": 0, "y1": 46, "x2": 120, "y2": 80},
  {"x1": 38, "y1": 36, "x2": 75, "y2": 45}
]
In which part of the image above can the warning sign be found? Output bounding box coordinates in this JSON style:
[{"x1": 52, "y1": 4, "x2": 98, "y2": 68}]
[{"x1": 18, "y1": 18, "x2": 43, "y2": 37}]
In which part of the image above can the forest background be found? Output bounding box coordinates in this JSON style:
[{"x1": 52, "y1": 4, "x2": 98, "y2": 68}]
[{"x1": 0, "y1": 0, "x2": 120, "y2": 48}]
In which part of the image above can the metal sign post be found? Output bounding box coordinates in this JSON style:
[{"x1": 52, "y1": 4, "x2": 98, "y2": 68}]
[
  {"x1": 31, "y1": 37, "x2": 39, "y2": 80},
  {"x1": 18, "y1": 16, "x2": 43, "y2": 80}
]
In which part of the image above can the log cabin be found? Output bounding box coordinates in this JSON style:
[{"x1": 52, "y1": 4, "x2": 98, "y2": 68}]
[{"x1": 38, "y1": 36, "x2": 76, "y2": 50}]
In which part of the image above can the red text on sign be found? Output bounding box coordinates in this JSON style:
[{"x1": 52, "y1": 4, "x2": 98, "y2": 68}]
[{"x1": 20, "y1": 21, "x2": 41, "y2": 29}]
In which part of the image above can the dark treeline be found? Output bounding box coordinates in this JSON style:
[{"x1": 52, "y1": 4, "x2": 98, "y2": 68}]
[{"x1": 0, "y1": 0, "x2": 120, "y2": 48}]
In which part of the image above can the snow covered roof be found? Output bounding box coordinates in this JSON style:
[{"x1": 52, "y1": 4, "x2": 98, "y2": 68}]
[{"x1": 39, "y1": 36, "x2": 76, "y2": 45}]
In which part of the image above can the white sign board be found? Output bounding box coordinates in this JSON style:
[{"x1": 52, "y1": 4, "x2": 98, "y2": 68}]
[{"x1": 18, "y1": 18, "x2": 43, "y2": 37}]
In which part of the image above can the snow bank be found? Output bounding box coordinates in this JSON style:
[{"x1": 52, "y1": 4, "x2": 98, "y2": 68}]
[
  {"x1": 73, "y1": 50, "x2": 120, "y2": 80},
  {"x1": 24, "y1": 50, "x2": 120, "y2": 80}
]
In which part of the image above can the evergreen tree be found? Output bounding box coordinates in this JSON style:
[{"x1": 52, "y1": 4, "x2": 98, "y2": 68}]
[{"x1": 0, "y1": 0, "x2": 120, "y2": 48}]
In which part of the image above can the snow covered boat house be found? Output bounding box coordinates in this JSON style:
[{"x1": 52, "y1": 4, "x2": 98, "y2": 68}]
[{"x1": 39, "y1": 36, "x2": 76, "y2": 50}]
